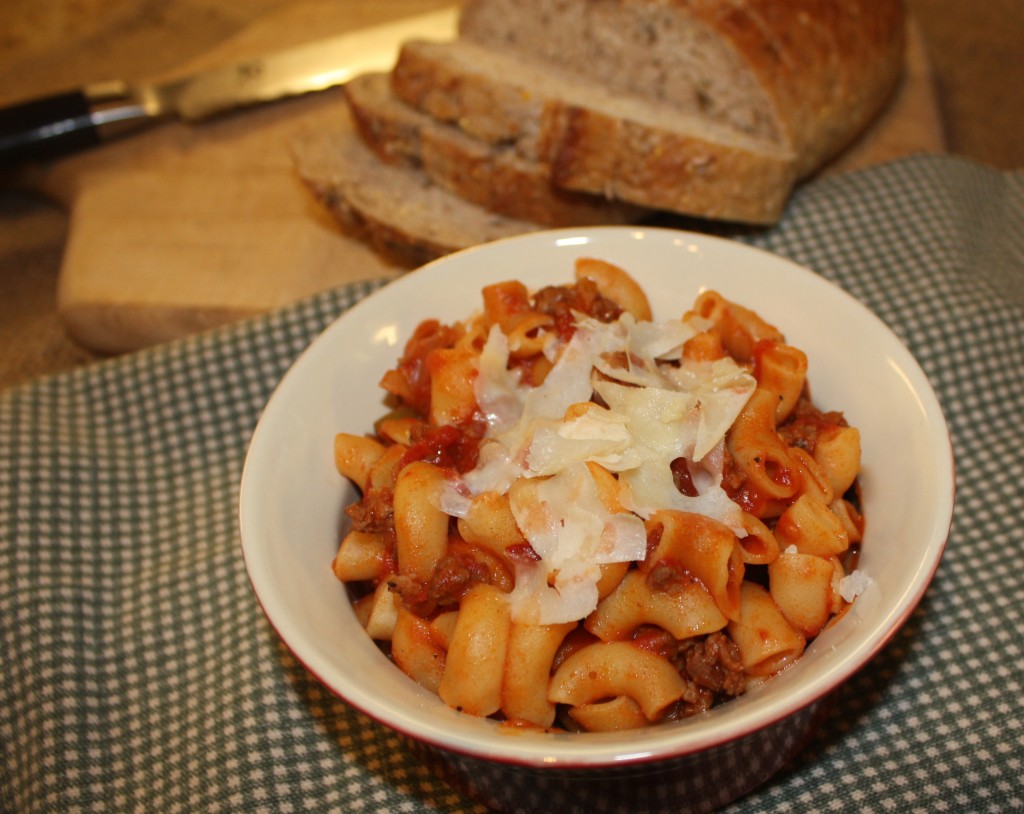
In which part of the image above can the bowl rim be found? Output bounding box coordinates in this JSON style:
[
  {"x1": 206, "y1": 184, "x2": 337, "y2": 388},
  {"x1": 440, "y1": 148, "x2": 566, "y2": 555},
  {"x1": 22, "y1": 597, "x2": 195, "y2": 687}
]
[{"x1": 239, "y1": 225, "x2": 955, "y2": 768}]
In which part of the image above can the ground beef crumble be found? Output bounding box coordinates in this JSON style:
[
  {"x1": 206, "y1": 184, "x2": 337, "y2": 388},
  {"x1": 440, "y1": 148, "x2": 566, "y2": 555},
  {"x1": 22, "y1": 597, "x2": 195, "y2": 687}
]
[
  {"x1": 673, "y1": 632, "x2": 747, "y2": 717},
  {"x1": 345, "y1": 487, "x2": 395, "y2": 536},
  {"x1": 777, "y1": 395, "x2": 848, "y2": 453}
]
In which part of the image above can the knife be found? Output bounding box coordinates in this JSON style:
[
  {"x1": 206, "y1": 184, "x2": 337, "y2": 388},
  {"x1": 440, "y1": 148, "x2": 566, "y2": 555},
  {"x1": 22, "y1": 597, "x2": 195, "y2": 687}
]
[{"x1": 0, "y1": 7, "x2": 457, "y2": 166}]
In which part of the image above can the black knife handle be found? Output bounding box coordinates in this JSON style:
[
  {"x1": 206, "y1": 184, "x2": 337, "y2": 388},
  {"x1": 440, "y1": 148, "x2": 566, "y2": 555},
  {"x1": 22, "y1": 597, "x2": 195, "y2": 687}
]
[{"x1": 0, "y1": 90, "x2": 103, "y2": 165}]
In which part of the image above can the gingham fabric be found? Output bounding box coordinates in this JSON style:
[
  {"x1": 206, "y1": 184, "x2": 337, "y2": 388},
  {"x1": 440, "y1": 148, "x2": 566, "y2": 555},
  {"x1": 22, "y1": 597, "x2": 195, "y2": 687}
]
[{"x1": 1, "y1": 155, "x2": 1022, "y2": 814}]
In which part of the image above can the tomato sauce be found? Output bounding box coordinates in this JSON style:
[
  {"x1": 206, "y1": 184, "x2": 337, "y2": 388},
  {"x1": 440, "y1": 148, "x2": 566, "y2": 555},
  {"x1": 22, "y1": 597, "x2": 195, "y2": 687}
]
[{"x1": 399, "y1": 421, "x2": 484, "y2": 474}]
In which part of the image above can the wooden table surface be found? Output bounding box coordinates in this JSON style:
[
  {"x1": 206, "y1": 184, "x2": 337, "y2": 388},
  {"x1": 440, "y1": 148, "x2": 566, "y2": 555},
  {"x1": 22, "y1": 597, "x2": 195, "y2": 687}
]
[{"x1": 0, "y1": 0, "x2": 1021, "y2": 391}]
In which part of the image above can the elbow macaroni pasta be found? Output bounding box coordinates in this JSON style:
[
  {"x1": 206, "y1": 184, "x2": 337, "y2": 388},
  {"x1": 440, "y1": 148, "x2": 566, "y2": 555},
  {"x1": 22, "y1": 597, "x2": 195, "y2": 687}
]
[{"x1": 331, "y1": 259, "x2": 866, "y2": 732}]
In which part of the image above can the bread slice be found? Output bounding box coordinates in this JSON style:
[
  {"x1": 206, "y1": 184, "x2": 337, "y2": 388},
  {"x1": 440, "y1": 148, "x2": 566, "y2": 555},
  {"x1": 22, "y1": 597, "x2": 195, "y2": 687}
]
[
  {"x1": 457, "y1": 0, "x2": 905, "y2": 176},
  {"x1": 344, "y1": 73, "x2": 645, "y2": 228},
  {"x1": 391, "y1": 39, "x2": 797, "y2": 224},
  {"x1": 291, "y1": 113, "x2": 540, "y2": 268}
]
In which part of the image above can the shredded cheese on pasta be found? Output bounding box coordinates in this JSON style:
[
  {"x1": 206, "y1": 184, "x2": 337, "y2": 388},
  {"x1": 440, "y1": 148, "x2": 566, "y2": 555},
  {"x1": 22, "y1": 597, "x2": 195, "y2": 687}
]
[{"x1": 446, "y1": 311, "x2": 757, "y2": 624}]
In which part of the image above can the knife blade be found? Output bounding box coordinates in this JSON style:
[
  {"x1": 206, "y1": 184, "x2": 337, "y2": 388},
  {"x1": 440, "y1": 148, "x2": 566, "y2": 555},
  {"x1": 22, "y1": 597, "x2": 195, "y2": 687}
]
[{"x1": 0, "y1": 7, "x2": 457, "y2": 166}]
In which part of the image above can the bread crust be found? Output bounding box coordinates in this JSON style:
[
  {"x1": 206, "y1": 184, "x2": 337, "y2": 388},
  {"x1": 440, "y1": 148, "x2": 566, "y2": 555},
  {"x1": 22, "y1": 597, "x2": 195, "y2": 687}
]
[
  {"x1": 296, "y1": 0, "x2": 905, "y2": 256},
  {"x1": 392, "y1": 40, "x2": 797, "y2": 224},
  {"x1": 291, "y1": 116, "x2": 540, "y2": 268},
  {"x1": 344, "y1": 74, "x2": 644, "y2": 227},
  {"x1": 458, "y1": 0, "x2": 906, "y2": 176},
  {"x1": 682, "y1": 0, "x2": 906, "y2": 174},
  {"x1": 548, "y1": 106, "x2": 794, "y2": 222}
]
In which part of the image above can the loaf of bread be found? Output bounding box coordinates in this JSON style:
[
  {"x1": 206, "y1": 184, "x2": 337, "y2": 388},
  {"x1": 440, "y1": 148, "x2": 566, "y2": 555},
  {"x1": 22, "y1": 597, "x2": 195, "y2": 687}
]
[
  {"x1": 291, "y1": 114, "x2": 540, "y2": 268},
  {"x1": 344, "y1": 72, "x2": 645, "y2": 227},
  {"x1": 294, "y1": 0, "x2": 905, "y2": 264},
  {"x1": 457, "y1": 0, "x2": 906, "y2": 176}
]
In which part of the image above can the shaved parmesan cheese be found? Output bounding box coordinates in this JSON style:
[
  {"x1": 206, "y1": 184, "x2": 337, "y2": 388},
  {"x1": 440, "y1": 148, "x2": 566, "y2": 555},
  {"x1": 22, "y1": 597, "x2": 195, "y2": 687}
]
[
  {"x1": 507, "y1": 463, "x2": 646, "y2": 624},
  {"x1": 454, "y1": 309, "x2": 756, "y2": 624},
  {"x1": 520, "y1": 327, "x2": 602, "y2": 423},
  {"x1": 585, "y1": 313, "x2": 690, "y2": 389},
  {"x1": 461, "y1": 439, "x2": 520, "y2": 497},
  {"x1": 839, "y1": 570, "x2": 874, "y2": 602},
  {"x1": 438, "y1": 481, "x2": 473, "y2": 519},
  {"x1": 509, "y1": 464, "x2": 645, "y2": 565},
  {"x1": 526, "y1": 409, "x2": 642, "y2": 476},
  {"x1": 594, "y1": 379, "x2": 698, "y2": 465},
  {"x1": 474, "y1": 325, "x2": 524, "y2": 433},
  {"x1": 623, "y1": 314, "x2": 693, "y2": 361},
  {"x1": 507, "y1": 560, "x2": 600, "y2": 626},
  {"x1": 665, "y1": 358, "x2": 757, "y2": 461}
]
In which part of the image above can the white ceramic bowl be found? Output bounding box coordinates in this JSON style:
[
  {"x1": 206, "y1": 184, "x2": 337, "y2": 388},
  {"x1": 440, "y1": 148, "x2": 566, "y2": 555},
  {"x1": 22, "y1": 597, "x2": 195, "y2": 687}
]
[{"x1": 240, "y1": 227, "x2": 954, "y2": 813}]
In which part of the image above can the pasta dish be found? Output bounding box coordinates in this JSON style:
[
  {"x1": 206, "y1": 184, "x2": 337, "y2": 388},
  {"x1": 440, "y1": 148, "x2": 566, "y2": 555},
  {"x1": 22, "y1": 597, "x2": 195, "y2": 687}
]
[{"x1": 331, "y1": 258, "x2": 868, "y2": 731}]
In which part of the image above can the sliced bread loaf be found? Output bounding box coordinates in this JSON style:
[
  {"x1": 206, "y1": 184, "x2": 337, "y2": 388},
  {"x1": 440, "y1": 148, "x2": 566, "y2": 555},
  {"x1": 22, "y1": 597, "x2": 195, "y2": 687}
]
[
  {"x1": 344, "y1": 72, "x2": 644, "y2": 227},
  {"x1": 291, "y1": 113, "x2": 540, "y2": 269},
  {"x1": 391, "y1": 39, "x2": 797, "y2": 224},
  {"x1": 457, "y1": 0, "x2": 906, "y2": 176}
]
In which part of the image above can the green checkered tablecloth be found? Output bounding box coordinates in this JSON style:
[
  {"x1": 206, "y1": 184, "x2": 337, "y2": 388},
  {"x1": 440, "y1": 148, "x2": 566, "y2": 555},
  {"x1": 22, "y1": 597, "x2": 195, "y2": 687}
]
[{"x1": 2, "y1": 155, "x2": 1022, "y2": 813}]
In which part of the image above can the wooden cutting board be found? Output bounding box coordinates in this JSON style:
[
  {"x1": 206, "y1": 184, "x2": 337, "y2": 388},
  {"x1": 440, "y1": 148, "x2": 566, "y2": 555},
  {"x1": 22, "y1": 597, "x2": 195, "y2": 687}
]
[{"x1": 17, "y1": 3, "x2": 944, "y2": 354}]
